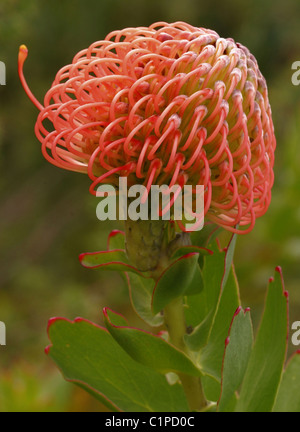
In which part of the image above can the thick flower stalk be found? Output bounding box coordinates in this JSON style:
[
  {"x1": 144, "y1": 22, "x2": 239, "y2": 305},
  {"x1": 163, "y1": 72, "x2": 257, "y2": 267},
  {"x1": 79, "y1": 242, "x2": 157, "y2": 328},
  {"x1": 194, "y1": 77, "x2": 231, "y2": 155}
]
[{"x1": 19, "y1": 21, "x2": 276, "y2": 235}]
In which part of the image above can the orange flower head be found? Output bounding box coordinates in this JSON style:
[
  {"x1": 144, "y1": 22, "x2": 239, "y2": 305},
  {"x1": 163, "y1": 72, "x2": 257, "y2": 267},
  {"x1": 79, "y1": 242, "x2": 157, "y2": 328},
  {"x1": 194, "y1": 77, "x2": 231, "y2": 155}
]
[{"x1": 19, "y1": 21, "x2": 276, "y2": 234}]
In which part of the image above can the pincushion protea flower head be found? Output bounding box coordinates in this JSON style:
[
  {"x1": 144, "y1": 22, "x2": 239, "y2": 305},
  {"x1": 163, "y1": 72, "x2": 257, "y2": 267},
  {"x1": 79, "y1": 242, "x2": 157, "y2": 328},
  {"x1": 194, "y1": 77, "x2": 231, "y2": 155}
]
[{"x1": 19, "y1": 21, "x2": 276, "y2": 234}]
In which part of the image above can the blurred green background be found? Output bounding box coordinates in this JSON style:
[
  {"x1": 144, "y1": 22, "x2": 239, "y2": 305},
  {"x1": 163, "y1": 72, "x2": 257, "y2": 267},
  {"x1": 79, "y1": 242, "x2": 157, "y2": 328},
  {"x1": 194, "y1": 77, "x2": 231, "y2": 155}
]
[{"x1": 0, "y1": 0, "x2": 300, "y2": 412}]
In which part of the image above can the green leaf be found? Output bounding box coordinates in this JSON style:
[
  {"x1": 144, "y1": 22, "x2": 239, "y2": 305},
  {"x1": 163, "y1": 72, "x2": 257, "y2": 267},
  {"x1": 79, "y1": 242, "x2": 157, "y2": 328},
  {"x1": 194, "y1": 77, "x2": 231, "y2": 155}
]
[
  {"x1": 152, "y1": 253, "x2": 199, "y2": 315},
  {"x1": 184, "y1": 242, "x2": 225, "y2": 348},
  {"x1": 170, "y1": 245, "x2": 213, "y2": 260},
  {"x1": 79, "y1": 250, "x2": 146, "y2": 276},
  {"x1": 222, "y1": 234, "x2": 237, "y2": 289},
  {"x1": 126, "y1": 272, "x2": 164, "y2": 327},
  {"x1": 47, "y1": 317, "x2": 189, "y2": 412},
  {"x1": 104, "y1": 308, "x2": 202, "y2": 377},
  {"x1": 273, "y1": 352, "x2": 300, "y2": 412},
  {"x1": 198, "y1": 267, "x2": 240, "y2": 382},
  {"x1": 184, "y1": 311, "x2": 213, "y2": 352},
  {"x1": 184, "y1": 235, "x2": 239, "y2": 352},
  {"x1": 184, "y1": 263, "x2": 204, "y2": 296},
  {"x1": 190, "y1": 223, "x2": 221, "y2": 248},
  {"x1": 235, "y1": 268, "x2": 288, "y2": 412},
  {"x1": 201, "y1": 375, "x2": 222, "y2": 403},
  {"x1": 218, "y1": 307, "x2": 253, "y2": 412}
]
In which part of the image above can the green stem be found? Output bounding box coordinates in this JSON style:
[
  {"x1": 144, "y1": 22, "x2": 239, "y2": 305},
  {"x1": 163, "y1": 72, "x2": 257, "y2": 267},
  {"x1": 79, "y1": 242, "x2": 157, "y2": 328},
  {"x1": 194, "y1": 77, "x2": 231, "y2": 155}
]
[
  {"x1": 164, "y1": 297, "x2": 207, "y2": 411},
  {"x1": 124, "y1": 217, "x2": 207, "y2": 410}
]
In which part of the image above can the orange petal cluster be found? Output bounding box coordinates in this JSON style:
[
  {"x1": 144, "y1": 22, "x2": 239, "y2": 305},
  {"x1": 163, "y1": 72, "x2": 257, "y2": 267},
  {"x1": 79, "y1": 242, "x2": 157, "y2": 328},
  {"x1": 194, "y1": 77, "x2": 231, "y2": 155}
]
[{"x1": 19, "y1": 22, "x2": 276, "y2": 233}]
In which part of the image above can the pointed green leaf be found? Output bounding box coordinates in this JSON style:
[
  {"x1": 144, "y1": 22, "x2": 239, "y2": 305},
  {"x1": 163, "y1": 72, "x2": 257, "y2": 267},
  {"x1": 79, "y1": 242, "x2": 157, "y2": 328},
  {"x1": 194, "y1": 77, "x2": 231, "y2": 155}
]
[
  {"x1": 198, "y1": 267, "x2": 240, "y2": 382},
  {"x1": 218, "y1": 307, "x2": 253, "y2": 412},
  {"x1": 47, "y1": 318, "x2": 189, "y2": 412},
  {"x1": 79, "y1": 250, "x2": 146, "y2": 276},
  {"x1": 127, "y1": 272, "x2": 164, "y2": 327},
  {"x1": 273, "y1": 352, "x2": 300, "y2": 412},
  {"x1": 235, "y1": 268, "x2": 288, "y2": 412},
  {"x1": 184, "y1": 235, "x2": 239, "y2": 352},
  {"x1": 152, "y1": 253, "x2": 199, "y2": 315},
  {"x1": 104, "y1": 308, "x2": 202, "y2": 377}
]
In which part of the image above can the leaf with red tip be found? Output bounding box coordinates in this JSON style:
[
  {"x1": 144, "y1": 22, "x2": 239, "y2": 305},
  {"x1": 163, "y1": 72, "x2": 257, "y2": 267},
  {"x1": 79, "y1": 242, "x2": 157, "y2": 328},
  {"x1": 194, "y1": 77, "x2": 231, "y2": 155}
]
[
  {"x1": 103, "y1": 308, "x2": 202, "y2": 377},
  {"x1": 235, "y1": 268, "x2": 289, "y2": 412},
  {"x1": 107, "y1": 230, "x2": 125, "y2": 251},
  {"x1": 152, "y1": 253, "x2": 200, "y2": 315},
  {"x1": 273, "y1": 351, "x2": 300, "y2": 412},
  {"x1": 79, "y1": 249, "x2": 147, "y2": 277},
  {"x1": 218, "y1": 307, "x2": 253, "y2": 412},
  {"x1": 47, "y1": 317, "x2": 189, "y2": 412}
]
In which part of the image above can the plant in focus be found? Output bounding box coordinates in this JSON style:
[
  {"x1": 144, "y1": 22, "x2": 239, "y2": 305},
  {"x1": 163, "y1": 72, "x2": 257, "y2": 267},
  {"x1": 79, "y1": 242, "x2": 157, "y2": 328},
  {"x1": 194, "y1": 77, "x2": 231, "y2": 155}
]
[{"x1": 19, "y1": 22, "x2": 300, "y2": 412}]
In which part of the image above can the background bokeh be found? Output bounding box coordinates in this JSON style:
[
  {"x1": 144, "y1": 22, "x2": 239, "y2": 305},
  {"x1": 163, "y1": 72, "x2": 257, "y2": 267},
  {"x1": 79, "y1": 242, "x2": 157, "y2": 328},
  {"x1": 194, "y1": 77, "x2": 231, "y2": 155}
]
[{"x1": 0, "y1": 0, "x2": 300, "y2": 412}]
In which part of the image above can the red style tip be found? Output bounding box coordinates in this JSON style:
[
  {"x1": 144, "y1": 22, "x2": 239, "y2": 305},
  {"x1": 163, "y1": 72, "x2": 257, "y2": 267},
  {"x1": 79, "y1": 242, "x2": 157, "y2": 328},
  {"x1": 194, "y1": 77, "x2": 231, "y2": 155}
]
[
  {"x1": 18, "y1": 45, "x2": 28, "y2": 64},
  {"x1": 225, "y1": 337, "x2": 230, "y2": 347},
  {"x1": 18, "y1": 44, "x2": 43, "y2": 111}
]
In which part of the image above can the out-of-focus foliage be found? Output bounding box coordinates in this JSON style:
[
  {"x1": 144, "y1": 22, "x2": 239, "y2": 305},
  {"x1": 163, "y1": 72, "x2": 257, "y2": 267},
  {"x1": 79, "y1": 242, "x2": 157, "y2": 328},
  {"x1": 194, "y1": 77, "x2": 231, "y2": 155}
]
[{"x1": 0, "y1": 0, "x2": 299, "y2": 411}]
